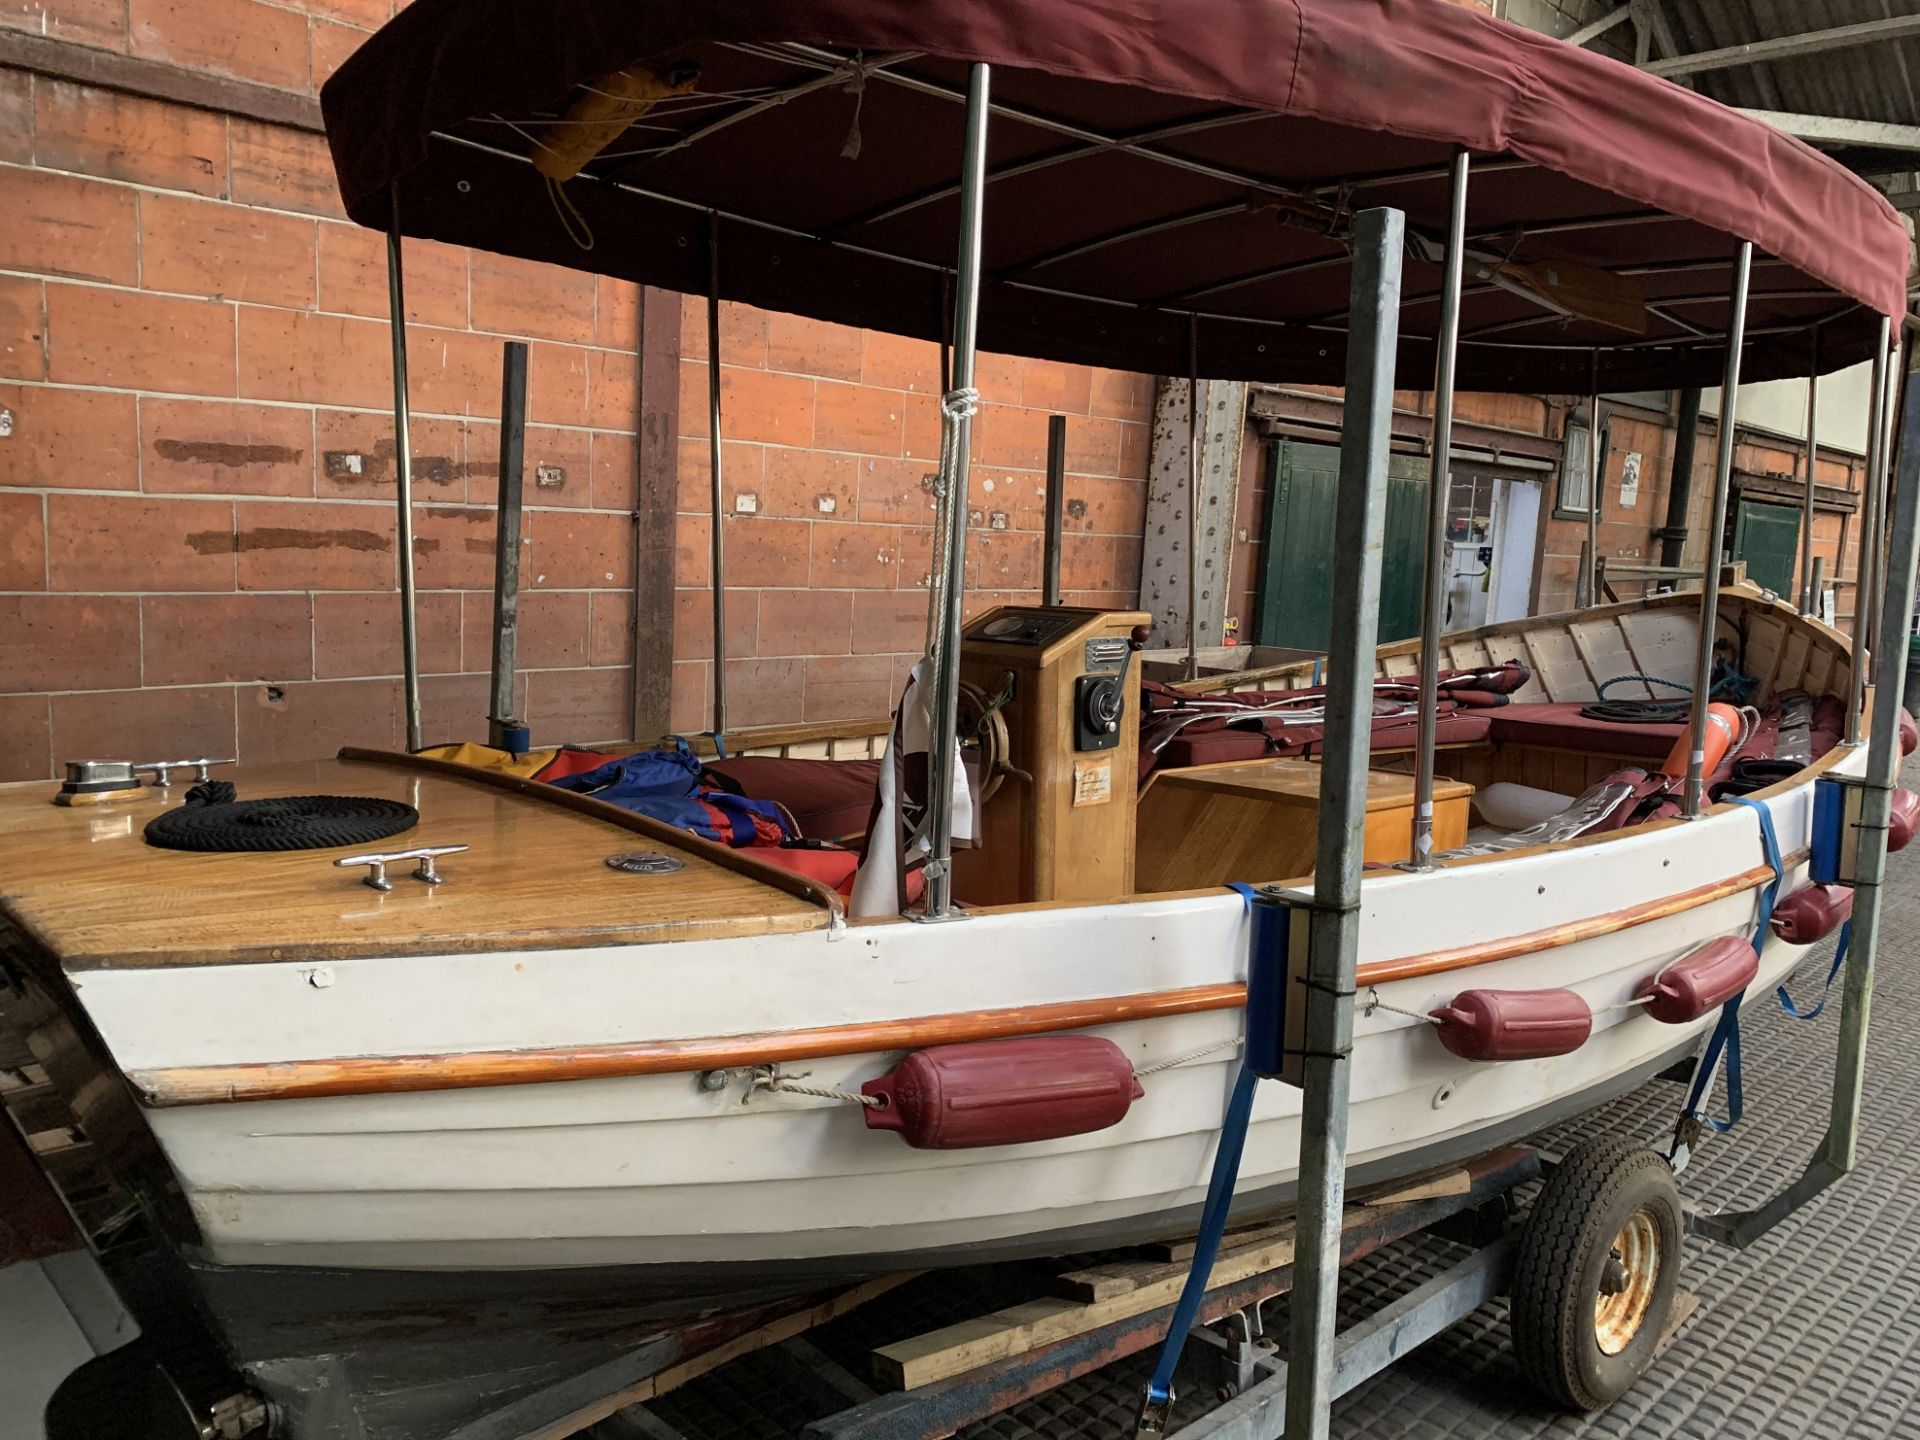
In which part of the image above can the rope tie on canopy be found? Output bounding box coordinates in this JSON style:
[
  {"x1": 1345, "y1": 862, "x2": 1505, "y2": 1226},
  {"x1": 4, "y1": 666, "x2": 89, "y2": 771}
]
[
  {"x1": 840, "y1": 50, "x2": 868, "y2": 160},
  {"x1": 923, "y1": 385, "x2": 982, "y2": 655}
]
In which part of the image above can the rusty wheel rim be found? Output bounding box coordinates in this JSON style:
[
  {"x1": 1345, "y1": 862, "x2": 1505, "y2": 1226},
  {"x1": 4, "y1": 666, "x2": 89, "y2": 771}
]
[{"x1": 1593, "y1": 1208, "x2": 1662, "y2": 1356}]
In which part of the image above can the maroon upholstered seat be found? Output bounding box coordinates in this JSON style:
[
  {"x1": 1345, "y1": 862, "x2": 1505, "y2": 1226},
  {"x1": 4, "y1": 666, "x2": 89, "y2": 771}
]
[
  {"x1": 1153, "y1": 711, "x2": 1492, "y2": 771},
  {"x1": 702, "y1": 756, "x2": 880, "y2": 841},
  {"x1": 1486, "y1": 702, "x2": 1682, "y2": 761}
]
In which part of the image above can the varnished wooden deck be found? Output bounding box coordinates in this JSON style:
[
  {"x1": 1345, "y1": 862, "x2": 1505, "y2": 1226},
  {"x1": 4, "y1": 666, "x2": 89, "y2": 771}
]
[{"x1": 0, "y1": 756, "x2": 829, "y2": 970}]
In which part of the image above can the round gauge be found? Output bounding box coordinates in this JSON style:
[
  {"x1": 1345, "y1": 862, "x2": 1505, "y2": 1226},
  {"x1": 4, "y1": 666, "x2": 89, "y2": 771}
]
[{"x1": 982, "y1": 615, "x2": 1028, "y2": 639}]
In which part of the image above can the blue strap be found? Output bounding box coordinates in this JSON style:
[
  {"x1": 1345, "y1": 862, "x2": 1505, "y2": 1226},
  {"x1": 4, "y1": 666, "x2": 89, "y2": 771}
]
[
  {"x1": 1777, "y1": 919, "x2": 1851, "y2": 1021},
  {"x1": 1144, "y1": 1062, "x2": 1260, "y2": 1409},
  {"x1": 1730, "y1": 795, "x2": 1784, "y2": 938},
  {"x1": 1681, "y1": 797, "x2": 1781, "y2": 1136}
]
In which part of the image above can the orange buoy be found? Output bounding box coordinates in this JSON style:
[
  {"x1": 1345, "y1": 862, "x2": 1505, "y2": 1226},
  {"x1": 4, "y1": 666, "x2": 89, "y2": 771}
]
[
  {"x1": 1658, "y1": 702, "x2": 1741, "y2": 779},
  {"x1": 1429, "y1": 988, "x2": 1593, "y2": 1062},
  {"x1": 1636, "y1": 936, "x2": 1758, "y2": 1023}
]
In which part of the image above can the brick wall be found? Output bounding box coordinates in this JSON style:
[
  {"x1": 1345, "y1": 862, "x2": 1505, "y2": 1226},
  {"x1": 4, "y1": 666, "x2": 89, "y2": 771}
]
[{"x1": 0, "y1": 3, "x2": 1154, "y2": 778}]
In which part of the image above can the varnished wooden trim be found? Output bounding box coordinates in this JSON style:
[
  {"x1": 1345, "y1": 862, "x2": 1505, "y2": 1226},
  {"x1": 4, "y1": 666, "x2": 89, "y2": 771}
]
[
  {"x1": 338, "y1": 748, "x2": 844, "y2": 916},
  {"x1": 130, "y1": 852, "x2": 1790, "y2": 1108}
]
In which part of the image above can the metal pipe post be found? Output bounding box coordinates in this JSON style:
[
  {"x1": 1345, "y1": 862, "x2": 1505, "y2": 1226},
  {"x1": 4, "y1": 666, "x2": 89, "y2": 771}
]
[
  {"x1": 1798, "y1": 327, "x2": 1820, "y2": 612},
  {"x1": 1410, "y1": 151, "x2": 1468, "y2": 871},
  {"x1": 488, "y1": 341, "x2": 529, "y2": 750},
  {"x1": 384, "y1": 192, "x2": 423, "y2": 752},
  {"x1": 1584, "y1": 353, "x2": 1601, "y2": 609},
  {"x1": 1285, "y1": 205, "x2": 1404, "y2": 1440},
  {"x1": 1867, "y1": 338, "x2": 1904, "y2": 673},
  {"x1": 1043, "y1": 414, "x2": 1067, "y2": 606},
  {"x1": 1185, "y1": 315, "x2": 1201, "y2": 681},
  {"x1": 919, "y1": 63, "x2": 991, "y2": 921},
  {"x1": 706, "y1": 213, "x2": 729, "y2": 737},
  {"x1": 1682, "y1": 242, "x2": 1752, "y2": 817},
  {"x1": 1811, "y1": 555, "x2": 1827, "y2": 618},
  {"x1": 1848, "y1": 319, "x2": 1892, "y2": 744},
  {"x1": 1826, "y1": 338, "x2": 1920, "y2": 1176},
  {"x1": 1658, "y1": 388, "x2": 1702, "y2": 570}
]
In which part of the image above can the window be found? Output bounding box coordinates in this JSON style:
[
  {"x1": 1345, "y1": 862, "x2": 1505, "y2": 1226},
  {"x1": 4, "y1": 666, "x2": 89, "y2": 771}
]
[{"x1": 1557, "y1": 422, "x2": 1591, "y2": 515}]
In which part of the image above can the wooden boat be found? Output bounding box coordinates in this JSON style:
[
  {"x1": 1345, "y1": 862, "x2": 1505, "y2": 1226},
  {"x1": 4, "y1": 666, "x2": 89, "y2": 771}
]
[{"x1": 7, "y1": 2, "x2": 1914, "y2": 1438}]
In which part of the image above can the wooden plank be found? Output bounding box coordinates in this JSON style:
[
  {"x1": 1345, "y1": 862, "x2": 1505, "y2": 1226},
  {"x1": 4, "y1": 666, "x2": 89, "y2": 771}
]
[
  {"x1": 629, "y1": 286, "x2": 682, "y2": 742},
  {"x1": 1743, "y1": 614, "x2": 1786, "y2": 705},
  {"x1": 1568, "y1": 617, "x2": 1648, "y2": 699},
  {"x1": 0, "y1": 28, "x2": 323, "y2": 131},
  {"x1": 1521, "y1": 626, "x2": 1598, "y2": 702}
]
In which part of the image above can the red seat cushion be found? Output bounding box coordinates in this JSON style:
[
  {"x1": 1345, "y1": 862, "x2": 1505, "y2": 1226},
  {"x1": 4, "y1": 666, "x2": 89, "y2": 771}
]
[
  {"x1": 1486, "y1": 702, "x2": 1682, "y2": 761},
  {"x1": 1153, "y1": 711, "x2": 1491, "y2": 771},
  {"x1": 703, "y1": 756, "x2": 880, "y2": 841}
]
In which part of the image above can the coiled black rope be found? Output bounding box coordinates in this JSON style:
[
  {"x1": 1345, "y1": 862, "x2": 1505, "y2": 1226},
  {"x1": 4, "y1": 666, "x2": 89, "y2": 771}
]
[
  {"x1": 1580, "y1": 665, "x2": 1759, "y2": 725},
  {"x1": 145, "y1": 784, "x2": 419, "y2": 853}
]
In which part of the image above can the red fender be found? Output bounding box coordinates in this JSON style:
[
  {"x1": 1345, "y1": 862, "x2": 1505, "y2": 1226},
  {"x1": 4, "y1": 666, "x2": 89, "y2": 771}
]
[
  {"x1": 1770, "y1": 883, "x2": 1853, "y2": 945},
  {"x1": 1890, "y1": 788, "x2": 1920, "y2": 853},
  {"x1": 1429, "y1": 988, "x2": 1593, "y2": 1062},
  {"x1": 861, "y1": 1037, "x2": 1143, "y2": 1149},
  {"x1": 1637, "y1": 936, "x2": 1758, "y2": 1024}
]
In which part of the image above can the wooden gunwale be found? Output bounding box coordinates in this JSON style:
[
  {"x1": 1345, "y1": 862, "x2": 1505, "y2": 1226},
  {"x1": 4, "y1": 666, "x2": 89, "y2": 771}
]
[{"x1": 127, "y1": 851, "x2": 1795, "y2": 1108}]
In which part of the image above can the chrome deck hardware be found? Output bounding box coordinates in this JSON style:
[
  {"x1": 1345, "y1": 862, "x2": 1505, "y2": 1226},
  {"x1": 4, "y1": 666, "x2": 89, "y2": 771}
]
[
  {"x1": 333, "y1": 844, "x2": 469, "y2": 891},
  {"x1": 53, "y1": 759, "x2": 142, "y2": 807},
  {"x1": 136, "y1": 758, "x2": 233, "y2": 789}
]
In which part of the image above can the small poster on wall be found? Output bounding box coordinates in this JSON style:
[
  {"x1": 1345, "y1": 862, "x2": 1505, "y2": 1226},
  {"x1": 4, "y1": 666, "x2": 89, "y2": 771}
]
[{"x1": 1619, "y1": 451, "x2": 1642, "y2": 510}]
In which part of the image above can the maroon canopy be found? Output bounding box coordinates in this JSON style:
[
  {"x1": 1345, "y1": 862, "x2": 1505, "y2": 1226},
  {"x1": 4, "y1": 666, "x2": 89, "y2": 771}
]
[{"x1": 321, "y1": 0, "x2": 1911, "y2": 390}]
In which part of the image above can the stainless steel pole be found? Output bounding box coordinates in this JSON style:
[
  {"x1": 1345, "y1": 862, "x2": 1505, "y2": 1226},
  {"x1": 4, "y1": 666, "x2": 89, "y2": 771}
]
[
  {"x1": 385, "y1": 190, "x2": 423, "y2": 753},
  {"x1": 707, "y1": 212, "x2": 729, "y2": 737},
  {"x1": 1284, "y1": 204, "x2": 1404, "y2": 1440},
  {"x1": 488, "y1": 341, "x2": 528, "y2": 750},
  {"x1": 1826, "y1": 337, "x2": 1919, "y2": 1175},
  {"x1": 1798, "y1": 326, "x2": 1820, "y2": 612},
  {"x1": 1410, "y1": 151, "x2": 1468, "y2": 871},
  {"x1": 1682, "y1": 242, "x2": 1751, "y2": 818},
  {"x1": 1185, "y1": 314, "x2": 1201, "y2": 681},
  {"x1": 1584, "y1": 352, "x2": 1601, "y2": 609},
  {"x1": 1867, "y1": 338, "x2": 1902, "y2": 675},
  {"x1": 1043, "y1": 414, "x2": 1067, "y2": 606},
  {"x1": 919, "y1": 63, "x2": 991, "y2": 921},
  {"x1": 1847, "y1": 319, "x2": 1892, "y2": 745}
]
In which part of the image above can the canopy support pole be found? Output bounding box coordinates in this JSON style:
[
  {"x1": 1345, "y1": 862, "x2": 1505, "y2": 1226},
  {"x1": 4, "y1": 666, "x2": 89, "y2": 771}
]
[
  {"x1": 488, "y1": 340, "x2": 528, "y2": 752},
  {"x1": 1284, "y1": 204, "x2": 1402, "y2": 1440},
  {"x1": 1043, "y1": 414, "x2": 1066, "y2": 607},
  {"x1": 1798, "y1": 326, "x2": 1820, "y2": 613},
  {"x1": 1185, "y1": 315, "x2": 1201, "y2": 681},
  {"x1": 1848, "y1": 319, "x2": 1892, "y2": 745},
  {"x1": 919, "y1": 62, "x2": 991, "y2": 922},
  {"x1": 384, "y1": 189, "x2": 423, "y2": 753},
  {"x1": 1410, "y1": 150, "x2": 1468, "y2": 872},
  {"x1": 1583, "y1": 353, "x2": 1601, "y2": 609},
  {"x1": 1682, "y1": 241, "x2": 1751, "y2": 818},
  {"x1": 706, "y1": 212, "x2": 729, "y2": 738}
]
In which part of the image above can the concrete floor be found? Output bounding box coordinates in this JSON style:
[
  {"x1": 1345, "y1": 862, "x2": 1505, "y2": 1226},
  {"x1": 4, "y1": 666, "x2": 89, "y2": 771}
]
[{"x1": 8, "y1": 762, "x2": 1920, "y2": 1440}]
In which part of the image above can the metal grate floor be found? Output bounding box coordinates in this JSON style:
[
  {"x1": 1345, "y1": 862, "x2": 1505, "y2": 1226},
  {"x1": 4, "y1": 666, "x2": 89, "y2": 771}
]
[{"x1": 612, "y1": 757, "x2": 1920, "y2": 1440}]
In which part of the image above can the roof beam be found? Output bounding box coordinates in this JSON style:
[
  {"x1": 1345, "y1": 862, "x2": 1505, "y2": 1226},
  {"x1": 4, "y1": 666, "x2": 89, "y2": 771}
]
[
  {"x1": 1565, "y1": 4, "x2": 1632, "y2": 48},
  {"x1": 1643, "y1": 15, "x2": 1920, "y2": 79},
  {"x1": 1736, "y1": 108, "x2": 1920, "y2": 154}
]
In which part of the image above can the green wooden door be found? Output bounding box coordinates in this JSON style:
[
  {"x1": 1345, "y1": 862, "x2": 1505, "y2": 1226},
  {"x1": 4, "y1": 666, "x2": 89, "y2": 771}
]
[
  {"x1": 1732, "y1": 499, "x2": 1800, "y2": 598},
  {"x1": 1254, "y1": 440, "x2": 1427, "y2": 649}
]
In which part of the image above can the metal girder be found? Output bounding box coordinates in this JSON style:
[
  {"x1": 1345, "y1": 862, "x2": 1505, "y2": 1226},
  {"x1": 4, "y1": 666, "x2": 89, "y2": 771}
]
[
  {"x1": 1643, "y1": 14, "x2": 1920, "y2": 80},
  {"x1": 1736, "y1": 108, "x2": 1920, "y2": 155}
]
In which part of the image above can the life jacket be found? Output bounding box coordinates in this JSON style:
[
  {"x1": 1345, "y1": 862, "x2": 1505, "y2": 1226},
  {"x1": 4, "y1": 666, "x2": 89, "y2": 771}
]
[{"x1": 546, "y1": 742, "x2": 794, "y2": 848}]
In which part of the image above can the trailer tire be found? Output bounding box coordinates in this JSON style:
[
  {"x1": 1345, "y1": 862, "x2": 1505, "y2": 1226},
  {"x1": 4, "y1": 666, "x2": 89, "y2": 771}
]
[{"x1": 1510, "y1": 1134, "x2": 1681, "y2": 1411}]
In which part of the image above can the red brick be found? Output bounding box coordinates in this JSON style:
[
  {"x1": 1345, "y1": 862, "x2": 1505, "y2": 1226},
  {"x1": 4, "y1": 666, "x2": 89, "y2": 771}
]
[
  {"x1": 0, "y1": 491, "x2": 45, "y2": 589},
  {"x1": 590, "y1": 430, "x2": 636, "y2": 511},
  {"x1": 524, "y1": 508, "x2": 628, "y2": 590},
  {"x1": 310, "y1": 18, "x2": 369, "y2": 86},
  {"x1": 588, "y1": 590, "x2": 632, "y2": 667},
  {"x1": 239, "y1": 307, "x2": 388, "y2": 408},
  {"x1": 470, "y1": 252, "x2": 597, "y2": 345},
  {"x1": 52, "y1": 686, "x2": 236, "y2": 767},
  {"x1": 236, "y1": 498, "x2": 393, "y2": 590},
  {"x1": 969, "y1": 467, "x2": 1046, "y2": 532},
  {"x1": 528, "y1": 342, "x2": 589, "y2": 428},
  {"x1": 406, "y1": 326, "x2": 510, "y2": 420},
  {"x1": 851, "y1": 589, "x2": 931, "y2": 655},
  {"x1": 1062, "y1": 534, "x2": 1142, "y2": 593},
  {"x1": 1063, "y1": 415, "x2": 1127, "y2": 476},
  {"x1": 759, "y1": 448, "x2": 858, "y2": 520},
  {"x1": 509, "y1": 590, "x2": 587, "y2": 668},
  {"x1": 968, "y1": 528, "x2": 1042, "y2": 591},
  {"x1": 316, "y1": 223, "x2": 468, "y2": 328},
  {"x1": 1, "y1": 0, "x2": 126, "y2": 49},
  {"x1": 140, "y1": 593, "x2": 311, "y2": 685},
  {"x1": 671, "y1": 586, "x2": 757, "y2": 662},
  {"x1": 527, "y1": 667, "x2": 629, "y2": 744},
  {"x1": 421, "y1": 671, "x2": 525, "y2": 746},
  {"x1": 315, "y1": 589, "x2": 460, "y2": 677},
  {"x1": 130, "y1": 0, "x2": 307, "y2": 91},
  {"x1": 586, "y1": 347, "x2": 637, "y2": 432},
  {"x1": 722, "y1": 655, "x2": 805, "y2": 728},
  {"x1": 679, "y1": 297, "x2": 767, "y2": 367},
  {"x1": 48, "y1": 285, "x2": 235, "y2": 396},
  {"x1": 141, "y1": 397, "x2": 311, "y2": 497},
  {"x1": 766, "y1": 313, "x2": 863, "y2": 382},
  {"x1": 972, "y1": 404, "x2": 1051, "y2": 469},
  {"x1": 0, "y1": 276, "x2": 47, "y2": 380},
  {"x1": 809, "y1": 520, "x2": 897, "y2": 589},
  {"x1": 815, "y1": 380, "x2": 903, "y2": 457},
  {"x1": 855, "y1": 456, "x2": 937, "y2": 525},
  {"x1": 0, "y1": 694, "x2": 51, "y2": 781},
  {"x1": 676, "y1": 436, "x2": 765, "y2": 515},
  {"x1": 803, "y1": 654, "x2": 891, "y2": 723},
  {"x1": 595, "y1": 277, "x2": 638, "y2": 349},
  {"x1": 677, "y1": 511, "x2": 710, "y2": 586},
  {"x1": 1061, "y1": 474, "x2": 1146, "y2": 536},
  {"x1": 1022, "y1": 360, "x2": 1094, "y2": 415},
  {"x1": 521, "y1": 425, "x2": 594, "y2": 509},
  {"x1": 1090, "y1": 368, "x2": 1150, "y2": 420},
  {"x1": 688, "y1": 364, "x2": 812, "y2": 447},
  {"x1": 410, "y1": 504, "x2": 492, "y2": 589},
  {"x1": 0, "y1": 594, "x2": 139, "y2": 690},
  {"x1": 238, "y1": 677, "x2": 401, "y2": 763},
  {"x1": 901, "y1": 390, "x2": 942, "y2": 462},
  {"x1": 35, "y1": 81, "x2": 226, "y2": 196},
  {"x1": 304, "y1": 0, "x2": 388, "y2": 28},
  {"x1": 894, "y1": 523, "x2": 932, "y2": 590},
  {"x1": 0, "y1": 384, "x2": 138, "y2": 490},
  {"x1": 670, "y1": 659, "x2": 708, "y2": 731},
  {"x1": 708, "y1": 515, "x2": 806, "y2": 587},
  {"x1": 0, "y1": 168, "x2": 136, "y2": 284},
  {"x1": 48, "y1": 494, "x2": 235, "y2": 592},
  {"x1": 862, "y1": 330, "x2": 940, "y2": 392},
  {"x1": 140, "y1": 192, "x2": 316, "y2": 309},
  {"x1": 0, "y1": 70, "x2": 32, "y2": 166},
  {"x1": 755, "y1": 588, "x2": 851, "y2": 658},
  {"x1": 230, "y1": 119, "x2": 343, "y2": 219},
  {"x1": 315, "y1": 408, "x2": 462, "y2": 500}
]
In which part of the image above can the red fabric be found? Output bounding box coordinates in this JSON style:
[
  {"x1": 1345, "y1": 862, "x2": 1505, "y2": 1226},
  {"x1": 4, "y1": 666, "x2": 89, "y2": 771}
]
[
  {"x1": 533, "y1": 746, "x2": 630, "y2": 783},
  {"x1": 1486, "y1": 703, "x2": 1683, "y2": 762},
  {"x1": 748, "y1": 844, "x2": 925, "y2": 902},
  {"x1": 704, "y1": 756, "x2": 881, "y2": 841},
  {"x1": 320, "y1": 0, "x2": 1906, "y2": 392},
  {"x1": 1151, "y1": 711, "x2": 1492, "y2": 772}
]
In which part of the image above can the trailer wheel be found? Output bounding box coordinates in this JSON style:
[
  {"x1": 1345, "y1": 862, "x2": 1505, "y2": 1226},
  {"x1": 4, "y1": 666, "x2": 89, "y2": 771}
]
[{"x1": 1510, "y1": 1134, "x2": 1682, "y2": 1411}]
